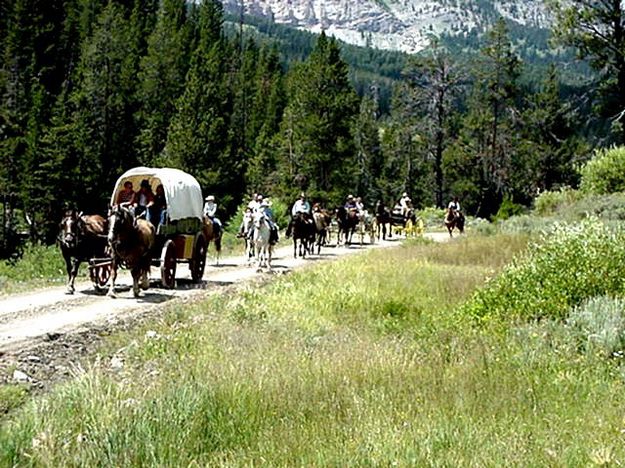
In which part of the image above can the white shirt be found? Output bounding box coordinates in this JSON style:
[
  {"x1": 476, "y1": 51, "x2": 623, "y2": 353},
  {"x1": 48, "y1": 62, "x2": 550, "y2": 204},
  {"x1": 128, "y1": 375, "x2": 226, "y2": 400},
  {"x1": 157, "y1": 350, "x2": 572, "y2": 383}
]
[
  {"x1": 400, "y1": 196, "x2": 410, "y2": 210},
  {"x1": 204, "y1": 201, "x2": 217, "y2": 217},
  {"x1": 291, "y1": 199, "x2": 310, "y2": 216},
  {"x1": 448, "y1": 201, "x2": 461, "y2": 212}
]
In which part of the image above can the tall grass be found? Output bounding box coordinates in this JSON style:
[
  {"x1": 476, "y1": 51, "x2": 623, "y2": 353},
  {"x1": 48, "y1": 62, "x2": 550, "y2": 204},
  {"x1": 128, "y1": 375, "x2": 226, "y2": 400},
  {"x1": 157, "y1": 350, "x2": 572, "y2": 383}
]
[
  {"x1": 0, "y1": 244, "x2": 66, "y2": 294},
  {"x1": 2, "y1": 234, "x2": 625, "y2": 465}
]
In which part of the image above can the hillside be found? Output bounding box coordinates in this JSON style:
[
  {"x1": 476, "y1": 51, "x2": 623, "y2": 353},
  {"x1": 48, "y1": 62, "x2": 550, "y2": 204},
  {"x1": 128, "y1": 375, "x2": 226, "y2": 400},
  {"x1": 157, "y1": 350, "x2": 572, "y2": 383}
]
[{"x1": 223, "y1": 0, "x2": 550, "y2": 54}]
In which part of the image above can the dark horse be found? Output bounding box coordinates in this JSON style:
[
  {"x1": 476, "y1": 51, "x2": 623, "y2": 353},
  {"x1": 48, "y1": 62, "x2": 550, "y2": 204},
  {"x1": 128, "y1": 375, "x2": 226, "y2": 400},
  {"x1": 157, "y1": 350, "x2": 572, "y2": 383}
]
[
  {"x1": 336, "y1": 206, "x2": 358, "y2": 245},
  {"x1": 107, "y1": 205, "x2": 155, "y2": 298},
  {"x1": 291, "y1": 212, "x2": 316, "y2": 258},
  {"x1": 444, "y1": 208, "x2": 465, "y2": 237},
  {"x1": 375, "y1": 201, "x2": 392, "y2": 240},
  {"x1": 58, "y1": 209, "x2": 108, "y2": 294}
]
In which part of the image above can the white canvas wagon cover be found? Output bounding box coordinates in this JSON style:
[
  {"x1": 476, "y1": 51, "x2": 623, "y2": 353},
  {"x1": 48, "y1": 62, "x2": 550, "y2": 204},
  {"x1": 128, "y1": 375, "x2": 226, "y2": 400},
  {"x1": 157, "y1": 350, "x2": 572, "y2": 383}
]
[{"x1": 110, "y1": 167, "x2": 203, "y2": 222}]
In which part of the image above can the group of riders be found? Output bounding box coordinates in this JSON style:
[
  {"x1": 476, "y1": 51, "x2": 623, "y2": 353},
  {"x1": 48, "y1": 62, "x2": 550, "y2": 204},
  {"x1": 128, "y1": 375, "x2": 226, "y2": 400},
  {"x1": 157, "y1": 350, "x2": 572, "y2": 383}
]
[
  {"x1": 114, "y1": 178, "x2": 463, "y2": 245},
  {"x1": 234, "y1": 190, "x2": 464, "y2": 246}
]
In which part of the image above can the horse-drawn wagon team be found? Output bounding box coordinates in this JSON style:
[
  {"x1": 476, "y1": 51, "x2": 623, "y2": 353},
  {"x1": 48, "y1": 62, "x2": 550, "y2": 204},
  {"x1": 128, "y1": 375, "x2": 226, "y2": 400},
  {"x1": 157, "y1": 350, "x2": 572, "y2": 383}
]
[{"x1": 59, "y1": 166, "x2": 464, "y2": 297}]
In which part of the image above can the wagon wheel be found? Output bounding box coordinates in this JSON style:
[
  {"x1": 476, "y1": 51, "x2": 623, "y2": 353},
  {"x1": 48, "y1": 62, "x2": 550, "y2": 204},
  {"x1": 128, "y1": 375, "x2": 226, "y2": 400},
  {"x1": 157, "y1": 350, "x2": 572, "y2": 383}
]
[
  {"x1": 89, "y1": 259, "x2": 112, "y2": 292},
  {"x1": 160, "y1": 239, "x2": 177, "y2": 289},
  {"x1": 93, "y1": 262, "x2": 112, "y2": 291},
  {"x1": 190, "y1": 233, "x2": 207, "y2": 283}
]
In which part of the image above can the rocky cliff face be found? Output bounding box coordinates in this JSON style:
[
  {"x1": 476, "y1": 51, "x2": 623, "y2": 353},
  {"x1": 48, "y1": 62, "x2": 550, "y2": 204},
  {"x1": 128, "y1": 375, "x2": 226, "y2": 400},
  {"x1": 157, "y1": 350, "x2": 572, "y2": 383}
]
[{"x1": 223, "y1": 0, "x2": 550, "y2": 53}]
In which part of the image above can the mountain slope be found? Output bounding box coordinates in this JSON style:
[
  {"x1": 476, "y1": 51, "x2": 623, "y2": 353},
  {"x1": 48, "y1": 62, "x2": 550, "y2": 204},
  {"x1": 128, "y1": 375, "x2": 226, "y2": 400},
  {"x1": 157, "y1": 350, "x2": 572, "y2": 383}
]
[{"x1": 223, "y1": 0, "x2": 550, "y2": 53}]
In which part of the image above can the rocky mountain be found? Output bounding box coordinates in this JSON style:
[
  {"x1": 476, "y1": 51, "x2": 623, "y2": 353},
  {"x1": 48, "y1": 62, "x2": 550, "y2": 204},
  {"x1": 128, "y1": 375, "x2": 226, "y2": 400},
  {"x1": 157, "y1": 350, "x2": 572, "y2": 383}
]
[{"x1": 223, "y1": 0, "x2": 550, "y2": 53}]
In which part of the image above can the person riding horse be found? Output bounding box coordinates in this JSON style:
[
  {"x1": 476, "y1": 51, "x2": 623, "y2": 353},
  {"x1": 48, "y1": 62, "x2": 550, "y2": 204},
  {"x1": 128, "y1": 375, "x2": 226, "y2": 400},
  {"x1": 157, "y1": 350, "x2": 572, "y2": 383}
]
[
  {"x1": 203, "y1": 195, "x2": 222, "y2": 236},
  {"x1": 286, "y1": 192, "x2": 313, "y2": 238},
  {"x1": 258, "y1": 198, "x2": 279, "y2": 245},
  {"x1": 448, "y1": 196, "x2": 461, "y2": 216},
  {"x1": 445, "y1": 196, "x2": 465, "y2": 237}
]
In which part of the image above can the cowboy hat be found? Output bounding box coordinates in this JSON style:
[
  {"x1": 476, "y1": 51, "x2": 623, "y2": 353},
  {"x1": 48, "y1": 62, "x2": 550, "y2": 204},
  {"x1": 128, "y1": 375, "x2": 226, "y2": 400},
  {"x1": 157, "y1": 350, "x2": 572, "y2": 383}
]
[{"x1": 205, "y1": 195, "x2": 215, "y2": 201}]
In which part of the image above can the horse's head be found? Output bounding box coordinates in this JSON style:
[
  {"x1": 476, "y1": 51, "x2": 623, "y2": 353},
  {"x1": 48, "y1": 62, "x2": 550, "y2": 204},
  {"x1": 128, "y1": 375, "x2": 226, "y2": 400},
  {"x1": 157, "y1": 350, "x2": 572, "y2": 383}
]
[
  {"x1": 107, "y1": 205, "x2": 133, "y2": 243},
  {"x1": 253, "y1": 210, "x2": 267, "y2": 229},
  {"x1": 59, "y1": 210, "x2": 80, "y2": 248}
]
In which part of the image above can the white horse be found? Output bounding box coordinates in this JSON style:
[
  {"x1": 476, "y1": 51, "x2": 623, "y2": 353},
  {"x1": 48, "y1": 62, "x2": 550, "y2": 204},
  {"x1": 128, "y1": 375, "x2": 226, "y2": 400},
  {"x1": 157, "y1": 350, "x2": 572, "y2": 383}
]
[
  {"x1": 240, "y1": 210, "x2": 255, "y2": 263},
  {"x1": 252, "y1": 210, "x2": 272, "y2": 271}
]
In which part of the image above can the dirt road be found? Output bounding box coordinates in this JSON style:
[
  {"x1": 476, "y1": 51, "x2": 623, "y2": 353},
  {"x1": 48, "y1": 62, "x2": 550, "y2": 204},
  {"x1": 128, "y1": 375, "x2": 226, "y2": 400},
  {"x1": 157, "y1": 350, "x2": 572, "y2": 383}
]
[{"x1": 0, "y1": 232, "x2": 450, "y2": 387}]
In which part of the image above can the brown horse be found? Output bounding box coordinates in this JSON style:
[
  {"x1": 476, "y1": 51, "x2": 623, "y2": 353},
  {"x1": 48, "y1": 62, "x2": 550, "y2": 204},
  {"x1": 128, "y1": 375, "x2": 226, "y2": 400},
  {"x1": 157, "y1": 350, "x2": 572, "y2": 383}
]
[
  {"x1": 202, "y1": 216, "x2": 223, "y2": 265},
  {"x1": 58, "y1": 209, "x2": 108, "y2": 294},
  {"x1": 444, "y1": 208, "x2": 465, "y2": 237},
  {"x1": 107, "y1": 205, "x2": 155, "y2": 297},
  {"x1": 312, "y1": 205, "x2": 332, "y2": 254}
]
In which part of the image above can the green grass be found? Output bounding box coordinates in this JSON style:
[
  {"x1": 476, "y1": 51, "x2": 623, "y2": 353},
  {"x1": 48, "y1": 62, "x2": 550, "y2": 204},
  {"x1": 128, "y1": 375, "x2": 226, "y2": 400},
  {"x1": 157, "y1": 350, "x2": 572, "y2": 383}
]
[
  {"x1": 0, "y1": 244, "x2": 67, "y2": 295},
  {"x1": 2, "y1": 233, "x2": 625, "y2": 465}
]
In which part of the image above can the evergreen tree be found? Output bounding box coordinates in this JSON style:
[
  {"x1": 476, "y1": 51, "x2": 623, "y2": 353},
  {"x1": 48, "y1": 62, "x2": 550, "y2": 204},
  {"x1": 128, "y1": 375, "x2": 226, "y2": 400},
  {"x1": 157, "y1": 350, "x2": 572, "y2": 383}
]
[
  {"x1": 245, "y1": 45, "x2": 286, "y2": 194},
  {"x1": 275, "y1": 32, "x2": 359, "y2": 203},
  {"x1": 402, "y1": 41, "x2": 464, "y2": 207},
  {"x1": 550, "y1": 0, "x2": 625, "y2": 143},
  {"x1": 136, "y1": 0, "x2": 190, "y2": 164},
  {"x1": 446, "y1": 19, "x2": 522, "y2": 216},
  {"x1": 352, "y1": 90, "x2": 383, "y2": 206},
  {"x1": 520, "y1": 65, "x2": 589, "y2": 193},
  {"x1": 165, "y1": 0, "x2": 237, "y2": 207},
  {"x1": 70, "y1": 2, "x2": 141, "y2": 212}
]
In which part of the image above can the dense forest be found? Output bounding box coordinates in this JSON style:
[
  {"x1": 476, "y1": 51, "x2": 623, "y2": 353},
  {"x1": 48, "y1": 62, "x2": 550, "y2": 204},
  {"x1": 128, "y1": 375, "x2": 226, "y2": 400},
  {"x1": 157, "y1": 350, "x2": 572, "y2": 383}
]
[{"x1": 1, "y1": 0, "x2": 623, "y2": 256}]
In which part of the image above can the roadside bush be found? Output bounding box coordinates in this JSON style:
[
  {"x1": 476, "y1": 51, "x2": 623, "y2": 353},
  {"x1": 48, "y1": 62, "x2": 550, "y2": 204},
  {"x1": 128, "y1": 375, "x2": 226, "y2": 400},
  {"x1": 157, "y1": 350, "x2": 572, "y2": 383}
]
[
  {"x1": 566, "y1": 296, "x2": 625, "y2": 357},
  {"x1": 417, "y1": 207, "x2": 445, "y2": 229},
  {"x1": 492, "y1": 195, "x2": 526, "y2": 222},
  {"x1": 533, "y1": 187, "x2": 581, "y2": 216},
  {"x1": 579, "y1": 146, "x2": 625, "y2": 194},
  {"x1": 462, "y1": 219, "x2": 625, "y2": 324},
  {"x1": 563, "y1": 193, "x2": 625, "y2": 221}
]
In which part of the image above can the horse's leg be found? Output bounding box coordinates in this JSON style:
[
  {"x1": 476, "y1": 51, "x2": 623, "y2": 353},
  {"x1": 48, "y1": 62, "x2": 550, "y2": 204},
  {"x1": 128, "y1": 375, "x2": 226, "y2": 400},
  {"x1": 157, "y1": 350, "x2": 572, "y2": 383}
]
[
  {"x1": 69, "y1": 258, "x2": 81, "y2": 294},
  {"x1": 131, "y1": 267, "x2": 140, "y2": 298},
  {"x1": 64, "y1": 255, "x2": 75, "y2": 294},
  {"x1": 107, "y1": 259, "x2": 117, "y2": 298},
  {"x1": 293, "y1": 237, "x2": 297, "y2": 258}
]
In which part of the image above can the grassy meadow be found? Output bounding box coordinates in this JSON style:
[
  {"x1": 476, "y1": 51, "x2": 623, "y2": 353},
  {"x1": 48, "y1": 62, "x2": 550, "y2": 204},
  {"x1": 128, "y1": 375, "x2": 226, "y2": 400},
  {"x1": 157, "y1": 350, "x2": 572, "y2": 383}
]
[{"x1": 3, "y1": 229, "x2": 625, "y2": 466}]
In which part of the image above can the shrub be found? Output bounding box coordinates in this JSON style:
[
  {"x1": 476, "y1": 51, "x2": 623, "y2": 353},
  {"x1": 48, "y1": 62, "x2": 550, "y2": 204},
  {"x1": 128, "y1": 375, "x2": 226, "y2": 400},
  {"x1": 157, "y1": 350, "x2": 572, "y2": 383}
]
[
  {"x1": 566, "y1": 296, "x2": 625, "y2": 357},
  {"x1": 462, "y1": 219, "x2": 625, "y2": 324},
  {"x1": 492, "y1": 195, "x2": 526, "y2": 221},
  {"x1": 579, "y1": 146, "x2": 625, "y2": 194},
  {"x1": 533, "y1": 187, "x2": 581, "y2": 216},
  {"x1": 417, "y1": 207, "x2": 446, "y2": 229}
]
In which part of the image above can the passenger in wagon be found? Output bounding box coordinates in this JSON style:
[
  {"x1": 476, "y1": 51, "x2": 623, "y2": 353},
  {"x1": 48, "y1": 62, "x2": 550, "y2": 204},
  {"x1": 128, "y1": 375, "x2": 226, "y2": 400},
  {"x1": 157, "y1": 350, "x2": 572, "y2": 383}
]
[
  {"x1": 132, "y1": 179, "x2": 154, "y2": 219},
  {"x1": 148, "y1": 184, "x2": 167, "y2": 227},
  {"x1": 116, "y1": 181, "x2": 135, "y2": 206}
]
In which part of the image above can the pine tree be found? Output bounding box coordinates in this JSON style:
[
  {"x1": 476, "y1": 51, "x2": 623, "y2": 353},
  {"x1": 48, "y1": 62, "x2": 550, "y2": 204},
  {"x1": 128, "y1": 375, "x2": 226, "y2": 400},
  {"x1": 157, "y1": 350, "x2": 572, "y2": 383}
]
[
  {"x1": 352, "y1": 90, "x2": 383, "y2": 206},
  {"x1": 402, "y1": 41, "x2": 464, "y2": 208},
  {"x1": 70, "y1": 2, "x2": 141, "y2": 211},
  {"x1": 550, "y1": 0, "x2": 625, "y2": 143},
  {"x1": 446, "y1": 19, "x2": 522, "y2": 216},
  {"x1": 136, "y1": 0, "x2": 191, "y2": 164},
  {"x1": 275, "y1": 32, "x2": 359, "y2": 203},
  {"x1": 165, "y1": 0, "x2": 236, "y2": 206}
]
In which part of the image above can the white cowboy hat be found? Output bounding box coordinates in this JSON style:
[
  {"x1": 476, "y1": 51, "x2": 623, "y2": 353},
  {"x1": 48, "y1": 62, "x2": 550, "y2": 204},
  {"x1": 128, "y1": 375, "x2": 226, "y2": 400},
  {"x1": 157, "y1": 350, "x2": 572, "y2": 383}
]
[
  {"x1": 402, "y1": 192, "x2": 408, "y2": 197},
  {"x1": 205, "y1": 195, "x2": 215, "y2": 201},
  {"x1": 347, "y1": 194, "x2": 354, "y2": 199}
]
